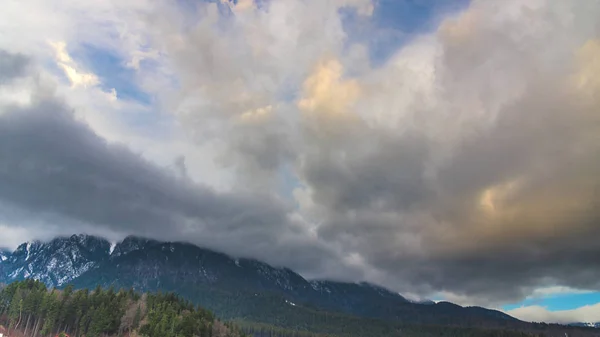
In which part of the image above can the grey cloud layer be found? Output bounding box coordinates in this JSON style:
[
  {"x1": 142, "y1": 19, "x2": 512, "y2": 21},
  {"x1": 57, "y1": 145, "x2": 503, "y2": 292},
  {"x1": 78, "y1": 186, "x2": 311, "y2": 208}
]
[
  {"x1": 0, "y1": 50, "x2": 29, "y2": 84},
  {"x1": 0, "y1": 83, "x2": 348, "y2": 278}
]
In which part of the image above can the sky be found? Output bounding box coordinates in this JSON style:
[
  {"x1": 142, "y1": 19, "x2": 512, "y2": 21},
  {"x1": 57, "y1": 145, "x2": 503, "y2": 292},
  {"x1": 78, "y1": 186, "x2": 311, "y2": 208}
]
[{"x1": 0, "y1": 0, "x2": 599, "y2": 324}]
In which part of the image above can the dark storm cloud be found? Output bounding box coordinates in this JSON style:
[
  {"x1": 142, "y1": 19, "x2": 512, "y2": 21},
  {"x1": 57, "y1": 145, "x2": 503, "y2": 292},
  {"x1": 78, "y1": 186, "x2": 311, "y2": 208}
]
[
  {"x1": 0, "y1": 90, "x2": 342, "y2": 275},
  {"x1": 0, "y1": 99, "x2": 277, "y2": 233},
  {"x1": 301, "y1": 130, "x2": 431, "y2": 214},
  {"x1": 0, "y1": 50, "x2": 29, "y2": 84}
]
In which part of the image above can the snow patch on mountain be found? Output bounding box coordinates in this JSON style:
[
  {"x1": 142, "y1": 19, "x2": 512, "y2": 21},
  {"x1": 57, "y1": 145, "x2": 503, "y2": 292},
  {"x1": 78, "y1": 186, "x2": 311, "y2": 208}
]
[
  {"x1": 309, "y1": 280, "x2": 332, "y2": 293},
  {"x1": 9, "y1": 267, "x2": 24, "y2": 279},
  {"x1": 25, "y1": 242, "x2": 32, "y2": 260}
]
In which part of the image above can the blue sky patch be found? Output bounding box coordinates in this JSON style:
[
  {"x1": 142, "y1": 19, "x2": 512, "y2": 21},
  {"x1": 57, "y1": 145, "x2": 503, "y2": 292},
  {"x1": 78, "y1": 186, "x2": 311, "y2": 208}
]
[
  {"x1": 341, "y1": 0, "x2": 470, "y2": 66},
  {"x1": 74, "y1": 43, "x2": 152, "y2": 105},
  {"x1": 503, "y1": 291, "x2": 600, "y2": 312}
]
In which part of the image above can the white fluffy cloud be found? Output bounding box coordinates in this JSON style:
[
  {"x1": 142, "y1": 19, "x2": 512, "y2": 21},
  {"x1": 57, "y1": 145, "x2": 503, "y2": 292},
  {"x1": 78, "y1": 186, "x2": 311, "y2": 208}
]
[{"x1": 506, "y1": 303, "x2": 600, "y2": 324}]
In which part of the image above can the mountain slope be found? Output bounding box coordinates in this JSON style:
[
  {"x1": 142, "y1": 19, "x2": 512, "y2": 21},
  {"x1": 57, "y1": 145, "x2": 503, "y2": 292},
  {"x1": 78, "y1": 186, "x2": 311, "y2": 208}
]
[{"x1": 0, "y1": 235, "x2": 519, "y2": 330}]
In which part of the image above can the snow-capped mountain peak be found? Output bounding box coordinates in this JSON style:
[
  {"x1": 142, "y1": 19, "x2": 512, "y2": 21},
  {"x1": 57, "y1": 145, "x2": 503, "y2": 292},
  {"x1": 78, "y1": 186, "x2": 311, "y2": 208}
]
[
  {"x1": 0, "y1": 249, "x2": 10, "y2": 262},
  {"x1": 0, "y1": 235, "x2": 111, "y2": 287}
]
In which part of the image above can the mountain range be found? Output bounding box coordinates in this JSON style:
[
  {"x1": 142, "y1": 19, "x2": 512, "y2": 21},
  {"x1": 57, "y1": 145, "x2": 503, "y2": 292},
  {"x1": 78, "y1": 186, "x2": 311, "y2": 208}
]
[
  {"x1": 0, "y1": 234, "x2": 597, "y2": 336},
  {"x1": 569, "y1": 323, "x2": 600, "y2": 329}
]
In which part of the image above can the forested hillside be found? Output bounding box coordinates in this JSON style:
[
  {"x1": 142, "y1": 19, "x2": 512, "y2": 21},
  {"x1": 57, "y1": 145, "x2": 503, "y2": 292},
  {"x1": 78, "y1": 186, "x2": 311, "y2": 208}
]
[
  {"x1": 1, "y1": 280, "x2": 598, "y2": 337},
  {"x1": 0, "y1": 280, "x2": 245, "y2": 337}
]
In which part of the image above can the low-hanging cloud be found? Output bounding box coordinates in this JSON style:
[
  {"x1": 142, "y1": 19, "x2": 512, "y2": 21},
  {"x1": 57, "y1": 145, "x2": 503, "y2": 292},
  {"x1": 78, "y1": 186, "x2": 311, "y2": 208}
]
[
  {"x1": 0, "y1": 74, "x2": 354, "y2": 279},
  {"x1": 0, "y1": 50, "x2": 29, "y2": 84},
  {"x1": 506, "y1": 303, "x2": 600, "y2": 325}
]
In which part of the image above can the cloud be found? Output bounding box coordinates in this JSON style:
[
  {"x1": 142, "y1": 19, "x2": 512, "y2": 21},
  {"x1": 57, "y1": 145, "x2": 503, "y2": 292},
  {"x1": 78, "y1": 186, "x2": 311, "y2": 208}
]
[
  {"x1": 242, "y1": 0, "x2": 600, "y2": 304},
  {"x1": 293, "y1": 0, "x2": 600, "y2": 304},
  {"x1": 506, "y1": 303, "x2": 600, "y2": 324},
  {"x1": 0, "y1": 76, "x2": 350, "y2": 277},
  {"x1": 0, "y1": 50, "x2": 30, "y2": 84},
  {"x1": 298, "y1": 58, "x2": 361, "y2": 116},
  {"x1": 528, "y1": 287, "x2": 596, "y2": 299},
  {"x1": 1, "y1": 0, "x2": 600, "y2": 309},
  {"x1": 0, "y1": 225, "x2": 37, "y2": 249},
  {"x1": 49, "y1": 41, "x2": 99, "y2": 88}
]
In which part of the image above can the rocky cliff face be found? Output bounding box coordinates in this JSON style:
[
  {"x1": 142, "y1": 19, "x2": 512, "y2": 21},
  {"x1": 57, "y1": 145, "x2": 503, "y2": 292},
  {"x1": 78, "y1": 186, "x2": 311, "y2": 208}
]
[{"x1": 0, "y1": 234, "x2": 110, "y2": 287}]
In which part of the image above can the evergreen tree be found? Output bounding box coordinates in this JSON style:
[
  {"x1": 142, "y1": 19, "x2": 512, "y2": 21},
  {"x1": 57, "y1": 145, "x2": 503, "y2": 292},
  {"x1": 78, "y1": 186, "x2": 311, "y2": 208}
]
[
  {"x1": 8, "y1": 289, "x2": 23, "y2": 332},
  {"x1": 133, "y1": 304, "x2": 142, "y2": 329}
]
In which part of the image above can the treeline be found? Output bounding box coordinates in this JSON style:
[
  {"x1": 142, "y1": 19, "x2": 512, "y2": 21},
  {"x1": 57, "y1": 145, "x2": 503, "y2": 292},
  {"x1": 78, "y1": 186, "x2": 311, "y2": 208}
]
[
  {"x1": 235, "y1": 319, "x2": 548, "y2": 337},
  {"x1": 237, "y1": 320, "x2": 335, "y2": 337},
  {"x1": 167, "y1": 285, "x2": 598, "y2": 337},
  {"x1": 0, "y1": 279, "x2": 246, "y2": 337}
]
